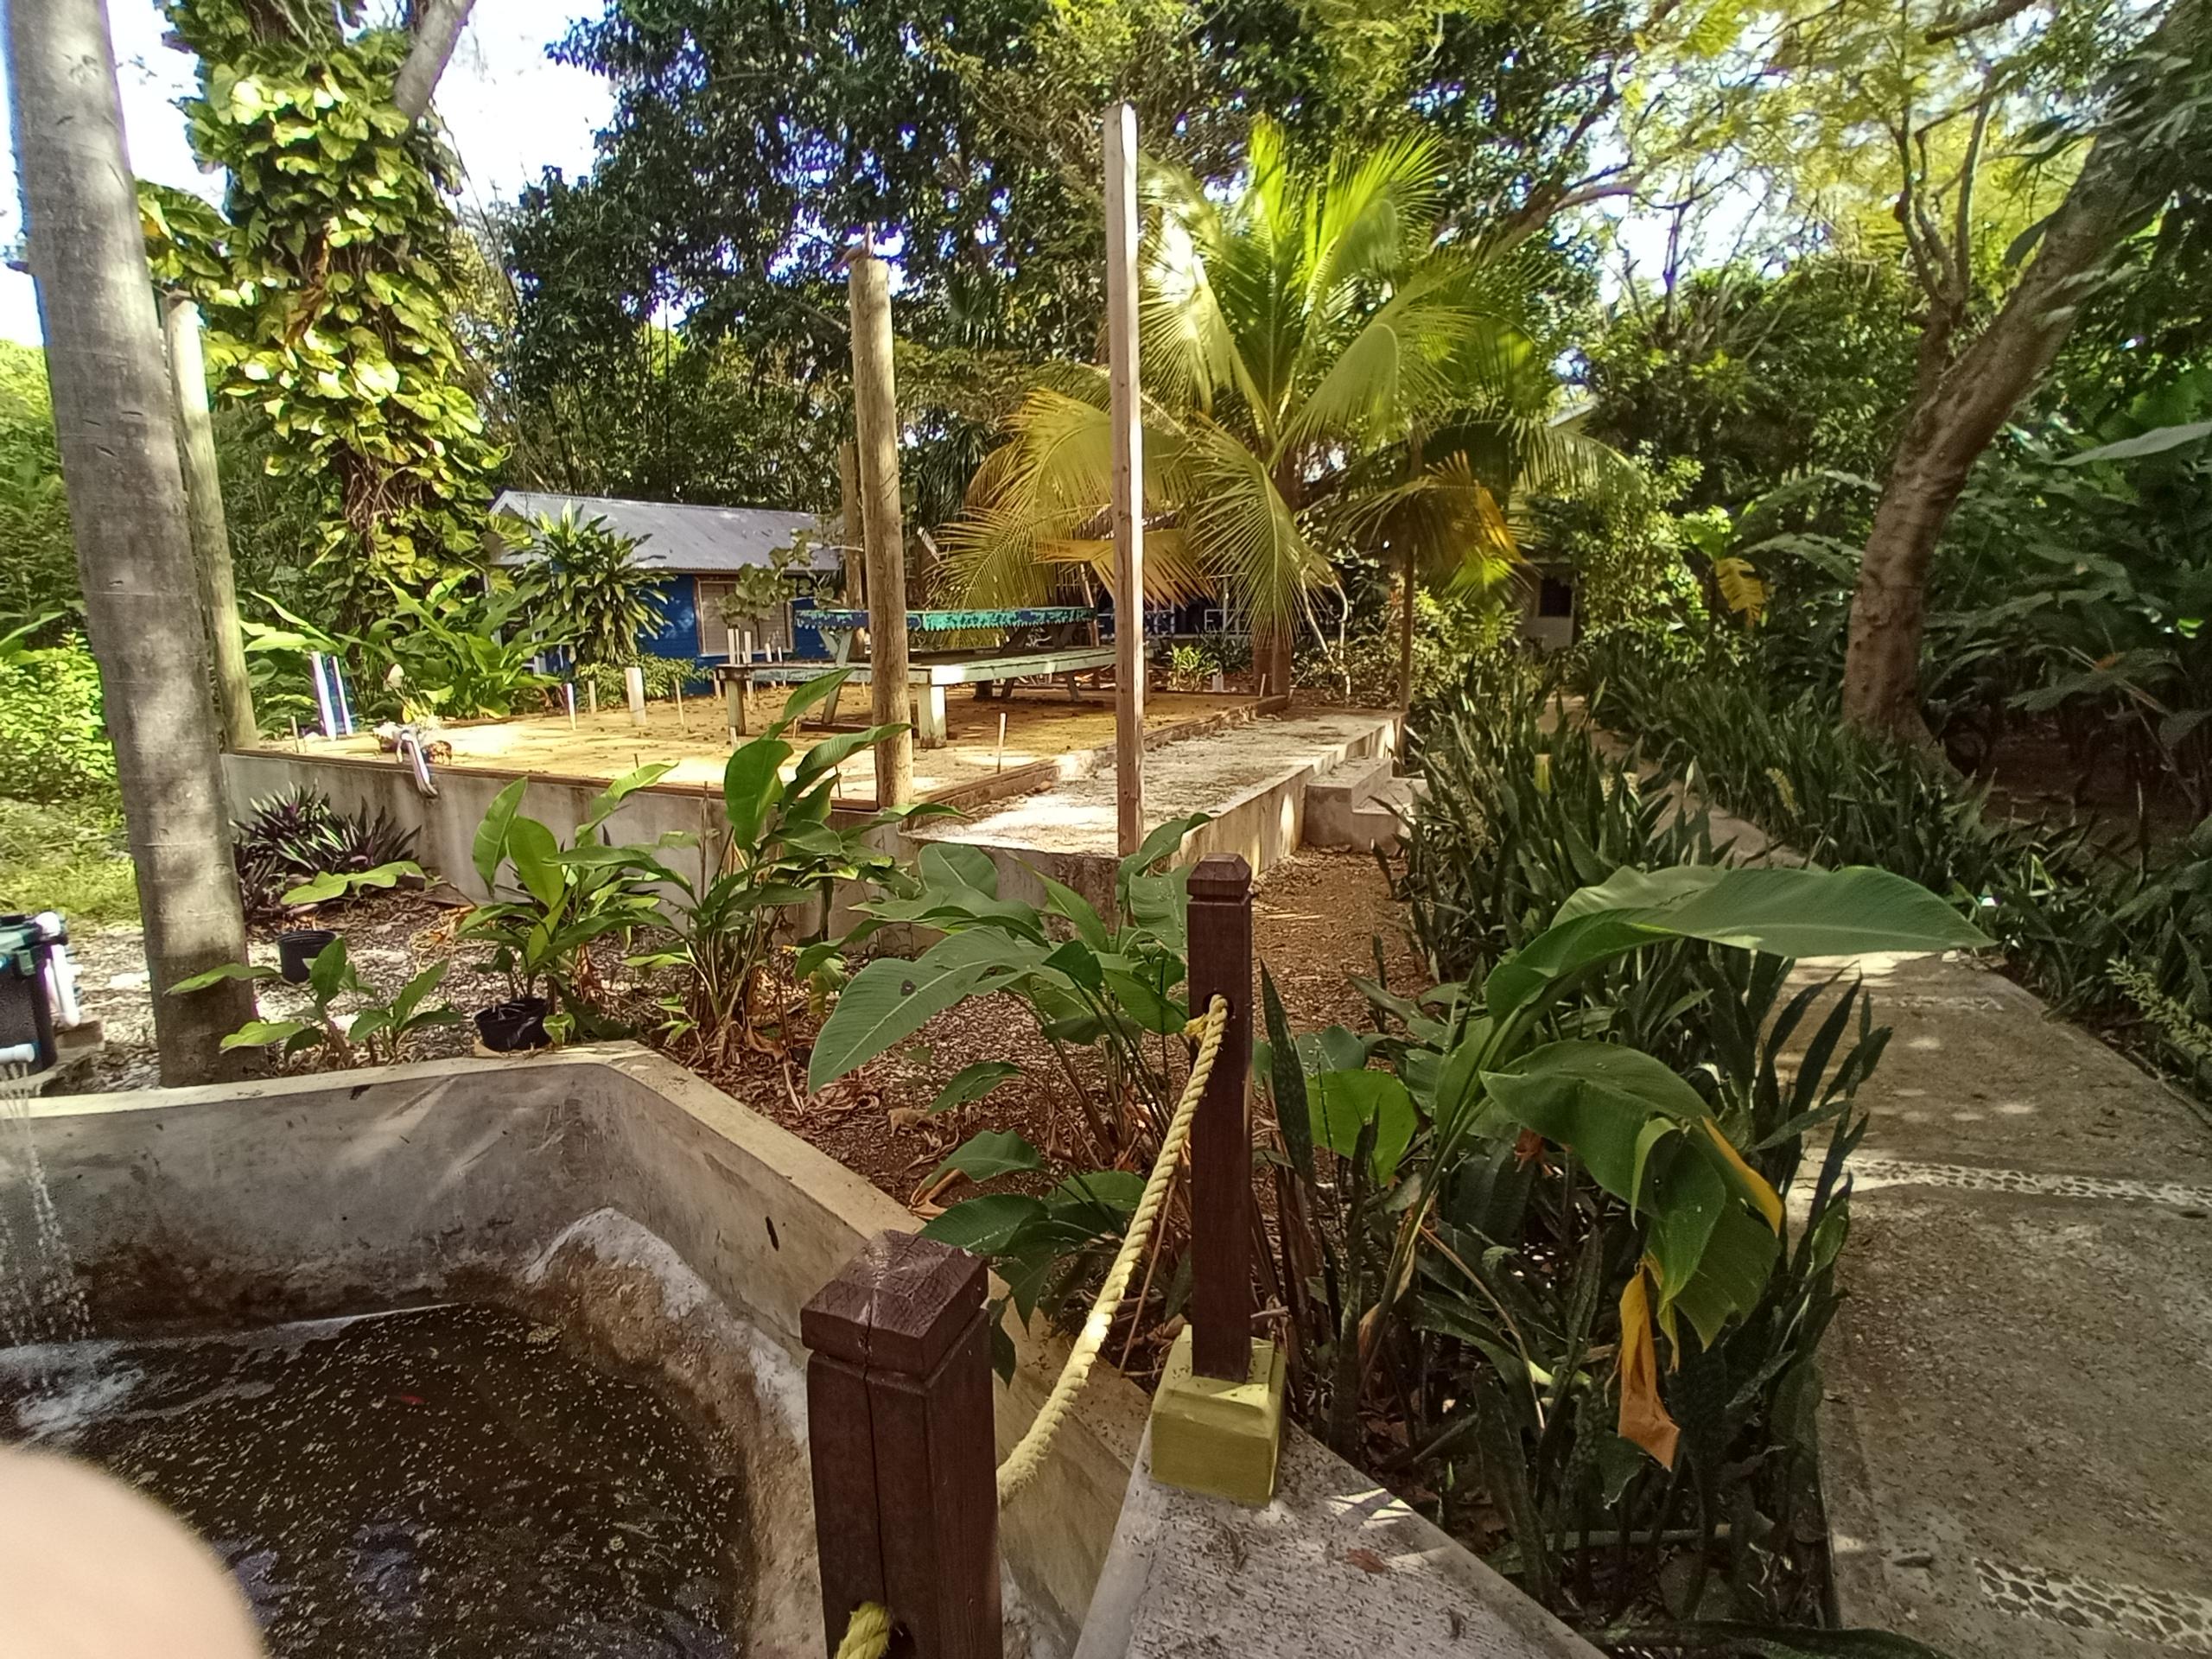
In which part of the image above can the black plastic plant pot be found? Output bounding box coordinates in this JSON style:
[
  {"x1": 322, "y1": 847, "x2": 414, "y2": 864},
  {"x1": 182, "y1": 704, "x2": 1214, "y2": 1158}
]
[
  {"x1": 276, "y1": 928, "x2": 338, "y2": 983},
  {"x1": 474, "y1": 996, "x2": 550, "y2": 1053}
]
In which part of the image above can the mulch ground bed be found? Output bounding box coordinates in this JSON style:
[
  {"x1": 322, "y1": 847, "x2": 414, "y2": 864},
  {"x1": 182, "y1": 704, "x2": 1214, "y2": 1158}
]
[{"x1": 58, "y1": 849, "x2": 1420, "y2": 1220}]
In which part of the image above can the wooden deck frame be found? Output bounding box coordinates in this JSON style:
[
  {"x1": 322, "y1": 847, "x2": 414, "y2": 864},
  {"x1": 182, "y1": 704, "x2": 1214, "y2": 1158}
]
[{"x1": 715, "y1": 645, "x2": 1117, "y2": 746}]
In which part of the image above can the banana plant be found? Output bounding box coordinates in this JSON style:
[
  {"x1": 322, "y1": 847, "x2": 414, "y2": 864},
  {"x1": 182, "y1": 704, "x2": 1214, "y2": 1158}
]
[
  {"x1": 460, "y1": 764, "x2": 690, "y2": 1039},
  {"x1": 1306, "y1": 861, "x2": 1986, "y2": 1466},
  {"x1": 628, "y1": 670, "x2": 957, "y2": 1061}
]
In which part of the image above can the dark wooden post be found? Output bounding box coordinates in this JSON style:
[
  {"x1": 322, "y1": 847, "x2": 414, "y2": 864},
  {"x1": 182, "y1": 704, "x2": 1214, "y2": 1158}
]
[
  {"x1": 802, "y1": 1231, "x2": 1001, "y2": 1659},
  {"x1": 1185, "y1": 853, "x2": 1255, "y2": 1380}
]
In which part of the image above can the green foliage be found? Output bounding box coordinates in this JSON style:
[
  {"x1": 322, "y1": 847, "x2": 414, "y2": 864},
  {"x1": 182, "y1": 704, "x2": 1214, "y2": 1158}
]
[
  {"x1": 0, "y1": 624, "x2": 114, "y2": 804},
  {"x1": 170, "y1": 936, "x2": 457, "y2": 1069},
  {"x1": 518, "y1": 509, "x2": 665, "y2": 671},
  {"x1": 144, "y1": 1, "x2": 503, "y2": 595},
  {"x1": 578, "y1": 655, "x2": 700, "y2": 707},
  {"x1": 0, "y1": 344, "x2": 75, "y2": 632},
  {"x1": 630, "y1": 672, "x2": 953, "y2": 1060},
  {"x1": 0, "y1": 793, "x2": 137, "y2": 925},
  {"x1": 232, "y1": 786, "x2": 421, "y2": 920},
  {"x1": 461, "y1": 766, "x2": 691, "y2": 1036}
]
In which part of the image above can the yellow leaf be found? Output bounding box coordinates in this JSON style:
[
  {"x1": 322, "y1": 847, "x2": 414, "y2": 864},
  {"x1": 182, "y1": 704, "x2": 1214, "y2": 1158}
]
[
  {"x1": 1702, "y1": 1118, "x2": 1783, "y2": 1232},
  {"x1": 1713, "y1": 556, "x2": 1767, "y2": 622},
  {"x1": 1616, "y1": 1268, "x2": 1680, "y2": 1468}
]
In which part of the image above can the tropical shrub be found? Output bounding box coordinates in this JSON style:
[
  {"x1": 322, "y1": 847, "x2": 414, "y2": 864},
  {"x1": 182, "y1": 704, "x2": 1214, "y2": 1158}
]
[
  {"x1": 518, "y1": 508, "x2": 666, "y2": 673},
  {"x1": 171, "y1": 936, "x2": 456, "y2": 1069},
  {"x1": 632, "y1": 671, "x2": 954, "y2": 1064},
  {"x1": 0, "y1": 623, "x2": 114, "y2": 804},
  {"x1": 579, "y1": 653, "x2": 699, "y2": 707},
  {"x1": 461, "y1": 766, "x2": 690, "y2": 1038},
  {"x1": 0, "y1": 793, "x2": 137, "y2": 924},
  {"x1": 0, "y1": 343, "x2": 75, "y2": 632},
  {"x1": 232, "y1": 787, "x2": 421, "y2": 918}
]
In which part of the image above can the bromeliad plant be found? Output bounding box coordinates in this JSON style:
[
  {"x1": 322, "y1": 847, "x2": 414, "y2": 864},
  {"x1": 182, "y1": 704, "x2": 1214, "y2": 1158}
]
[
  {"x1": 169, "y1": 936, "x2": 457, "y2": 1069},
  {"x1": 461, "y1": 766, "x2": 690, "y2": 1039},
  {"x1": 632, "y1": 671, "x2": 956, "y2": 1063}
]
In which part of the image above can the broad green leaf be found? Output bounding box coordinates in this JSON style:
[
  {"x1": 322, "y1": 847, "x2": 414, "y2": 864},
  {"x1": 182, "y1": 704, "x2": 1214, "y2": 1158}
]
[
  {"x1": 1035, "y1": 870, "x2": 1110, "y2": 950},
  {"x1": 919, "y1": 840, "x2": 1001, "y2": 897},
  {"x1": 793, "y1": 723, "x2": 905, "y2": 784},
  {"x1": 506, "y1": 817, "x2": 565, "y2": 911},
  {"x1": 723, "y1": 738, "x2": 793, "y2": 846},
  {"x1": 1116, "y1": 810, "x2": 1208, "y2": 902},
  {"x1": 1044, "y1": 938, "x2": 1104, "y2": 991},
  {"x1": 921, "y1": 1193, "x2": 1047, "y2": 1254},
  {"x1": 1047, "y1": 1169, "x2": 1145, "y2": 1213},
  {"x1": 1480, "y1": 1041, "x2": 1708, "y2": 1202},
  {"x1": 1311, "y1": 1067, "x2": 1418, "y2": 1183},
  {"x1": 219, "y1": 1018, "x2": 313, "y2": 1051},
  {"x1": 1664, "y1": 1201, "x2": 1782, "y2": 1348},
  {"x1": 1641, "y1": 1135, "x2": 1729, "y2": 1304},
  {"x1": 282, "y1": 870, "x2": 351, "y2": 906},
  {"x1": 929, "y1": 1059, "x2": 1021, "y2": 1115},
  {"x1": 1103, "y1": 968, "x2": 1185, "y2": 1033},
  {"x1": 1262, "y1": 965, "x2": 1318, "y2": 1187},
  {"x1": 169, "y1": 961, "x2": 280, "y2": 994},
  {"x1": 926, "y1": 1128, "x2": 1044, "y2": 1187},
  {"x1": 307, "y1": 936, "x2": 353, "y2": 1001},
  {"x1": 806, "y1": 931, "x2": 1044, "y2": 1091},
  {"x1": 767, "y1": 669, "x2": 855, "y2": 736},
  {"x1": 580, "y1": 763, "x2": 675, "y2": 833},
  {"x1": 472, "y1": 776, "x2": 528, "y2": 890},
  {"x1": 2063, "y1": 419, "x2": 2212, "y2": 466}
]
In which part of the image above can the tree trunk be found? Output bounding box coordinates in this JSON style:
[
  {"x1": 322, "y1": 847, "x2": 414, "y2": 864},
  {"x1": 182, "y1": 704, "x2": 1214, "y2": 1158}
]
[
  {"x1": 391, "y1": 0, "x2": 477, "y2": 123},
  {"x1": 1842, "y1": 0, "x2": 2211, "y2": 736},
  {"x1": 10, "y1": 0, "x2": 255, "y2": 1084},
  {"x1": 849, "y1": 251, "x2": 912, "y2": 808},
  {"x1": 164, "y1": 295, "x2": 257, "y2": 750}
]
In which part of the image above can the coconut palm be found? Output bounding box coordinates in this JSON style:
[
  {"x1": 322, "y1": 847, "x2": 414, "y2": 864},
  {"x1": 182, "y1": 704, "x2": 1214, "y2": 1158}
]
[{"x1": 942, "y1": 120, "x2": 1623, "y2": 698}]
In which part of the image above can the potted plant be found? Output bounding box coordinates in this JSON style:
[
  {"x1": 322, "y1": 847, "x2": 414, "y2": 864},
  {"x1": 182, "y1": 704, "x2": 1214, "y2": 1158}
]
[{"x1": 272, "y1": 860, "x2": 424, "y2": 981}]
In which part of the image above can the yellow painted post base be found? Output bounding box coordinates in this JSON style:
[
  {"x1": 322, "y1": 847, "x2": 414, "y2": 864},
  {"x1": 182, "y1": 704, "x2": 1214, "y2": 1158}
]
[{"x1": 1148, "y1": 1328, "x2": 1285, "y2": 1507}]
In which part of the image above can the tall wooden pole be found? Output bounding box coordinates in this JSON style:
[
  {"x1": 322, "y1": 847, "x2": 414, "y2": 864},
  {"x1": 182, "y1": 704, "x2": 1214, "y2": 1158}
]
[
  {"x1": 10, "y1": 0, "x2": 254, "y2": 1083},
  {"x1": 837, "y1": 438, "x2": 867, "y2": 608},
  {"x1": 848, "y1": 250, "x2": 912, "y2": 807},
  {"x1": 1105, "y1": 102, "x2": 1146, "y2": 855},
  {"x1": 164, "y1": 295, "x2": 256, "y2": 748}
]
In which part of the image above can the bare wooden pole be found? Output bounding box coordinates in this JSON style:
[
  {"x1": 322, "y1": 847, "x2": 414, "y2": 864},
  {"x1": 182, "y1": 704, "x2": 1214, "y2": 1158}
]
[
  {"x1": 1105, "y1": 102, "x2": 1146, "y2": 855},
  {"x1": 1186, "y1": 854, "x2": 1255, "y2": 1378},
  {"x1": 848, "y1": 251, "x2": 912, "y2": 806},
  {"x1": 803, "y1": 1232, "x2": 1001, "y2": 1659},
  {"x1": 837, "y1": 437, "x2": 867, "y2": 608},
  {"x1": 163, "y1": 295, "x2": 256, "y2": 749}
]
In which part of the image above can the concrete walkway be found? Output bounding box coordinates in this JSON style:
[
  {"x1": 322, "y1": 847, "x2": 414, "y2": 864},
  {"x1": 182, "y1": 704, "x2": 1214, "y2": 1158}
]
[{"x1": 1809, "y1": 950, "x2": 2212, "y2": 1659}]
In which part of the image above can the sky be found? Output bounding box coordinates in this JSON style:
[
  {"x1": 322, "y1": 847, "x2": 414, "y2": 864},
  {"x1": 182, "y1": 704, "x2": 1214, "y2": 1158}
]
[{"x1": 0, "y1": 0, "x2": 610, "y2": 346}]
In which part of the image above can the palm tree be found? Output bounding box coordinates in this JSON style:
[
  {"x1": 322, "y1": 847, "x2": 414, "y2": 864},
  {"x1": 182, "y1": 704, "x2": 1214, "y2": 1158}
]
[{"x1": 943, "y1": 121, "x2": 1621, "y2": 699}]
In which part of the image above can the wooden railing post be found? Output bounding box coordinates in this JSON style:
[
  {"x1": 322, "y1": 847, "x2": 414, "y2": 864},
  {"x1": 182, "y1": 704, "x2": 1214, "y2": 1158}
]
[
  {"x1": 802, "y1": 1231, "x2": 1001, "y2": 1658},
  {"x1": 1185, "y1": 852, "x2": 1255, "y2": 1379}
]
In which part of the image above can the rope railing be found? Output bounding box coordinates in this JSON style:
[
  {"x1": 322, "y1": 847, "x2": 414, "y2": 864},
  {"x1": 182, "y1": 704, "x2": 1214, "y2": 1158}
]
[
  {"x1": 995, "y1": 992, "x2": 1230, "y2": 1504},
  {"x1": 829, "y1": 992, "x2": 1233, "y2": 1659}
]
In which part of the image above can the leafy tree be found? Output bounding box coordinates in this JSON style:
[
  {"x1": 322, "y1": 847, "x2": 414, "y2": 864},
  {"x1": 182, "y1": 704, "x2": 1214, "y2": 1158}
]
[
  {"x1": 519, "y1": 510, "x2": 665, "y2": 672},
  {"x1": 142, "y1": 0, "x2": 499, "y2": 603},
  {"x1": 944, "y1": 124, "x2": 1620, "y2": 693},
  {"x1": 1586, "y1": 256, "x2": 1923, "y2": 509}
]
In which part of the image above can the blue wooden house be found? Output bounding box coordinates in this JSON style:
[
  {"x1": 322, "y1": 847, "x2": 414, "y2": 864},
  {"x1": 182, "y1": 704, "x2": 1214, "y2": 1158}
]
[{"x1": 491, "y1": 491, "x2": 843, "y2": 666}]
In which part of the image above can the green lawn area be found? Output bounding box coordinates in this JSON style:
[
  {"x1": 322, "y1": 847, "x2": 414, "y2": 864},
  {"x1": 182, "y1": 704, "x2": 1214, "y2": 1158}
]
[{"x1": 0, "y1": 791, "x2": 139, "y2": 925}]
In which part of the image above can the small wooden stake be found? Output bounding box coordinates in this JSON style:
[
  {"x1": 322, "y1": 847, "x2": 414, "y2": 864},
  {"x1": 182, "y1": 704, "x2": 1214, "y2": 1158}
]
[
  {"x1": 996, "y1": 710, "x2": 1007, "y2": 773},
  {"x1": 564, "y1": 682, "x2": 577, "y2": 730}
]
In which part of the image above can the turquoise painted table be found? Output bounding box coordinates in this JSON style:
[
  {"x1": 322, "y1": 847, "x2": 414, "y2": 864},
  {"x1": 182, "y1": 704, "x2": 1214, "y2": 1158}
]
[{"x1": 710, "y1": 607, "x2": 1110, "y2": 746}]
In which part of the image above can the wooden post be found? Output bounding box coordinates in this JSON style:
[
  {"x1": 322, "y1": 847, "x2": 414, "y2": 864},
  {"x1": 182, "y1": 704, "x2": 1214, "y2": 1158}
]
[
  {"x1": 848, "y1": 250, "x2": 912, "y2": 808},
  {"x1": 802, "y1": 1231, "x2": 1001, "y2": 1659},
  {"x1": 839, "y1": 438, "x2": 868, "y2": 608},
  {"x1": 1104, "y1": 102, "x2": 1145, "y2": 855},
  {"x1": 162, "y1": 294, "x2": 256, "y2": 748},
  {"x1": 1185, "y1": 853, "x2": 1255, "y2": 1380}
]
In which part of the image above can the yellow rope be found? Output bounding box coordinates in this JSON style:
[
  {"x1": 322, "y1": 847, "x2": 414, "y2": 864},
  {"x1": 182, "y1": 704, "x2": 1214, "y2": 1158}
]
[
  {"x1": 834, "y1": 1601, "x2": 892, "y2": 1659},
  {"x1": 995, "y1": 994, "x2": 1230, "y2": 1506}
]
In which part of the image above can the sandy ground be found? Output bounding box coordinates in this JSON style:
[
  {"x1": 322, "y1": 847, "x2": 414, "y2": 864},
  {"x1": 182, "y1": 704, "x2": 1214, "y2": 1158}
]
[{"x1": 258, "y1": 685, "x2": 1252, "y2": 798}]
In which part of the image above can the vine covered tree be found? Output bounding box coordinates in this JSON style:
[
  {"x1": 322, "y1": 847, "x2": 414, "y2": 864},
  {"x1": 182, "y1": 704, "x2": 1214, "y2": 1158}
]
[{"x1": 143, "y1": 0, "x2": 495, "y2": 604}]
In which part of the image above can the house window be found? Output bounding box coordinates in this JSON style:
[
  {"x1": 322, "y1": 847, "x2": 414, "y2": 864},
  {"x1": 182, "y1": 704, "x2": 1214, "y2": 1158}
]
[
  {"x1": 698, "y1": 576, "x2": 794, "y2": 657},
  {"x1": 1537, "y1": 575, "x2": 1574, "y2": 619}
]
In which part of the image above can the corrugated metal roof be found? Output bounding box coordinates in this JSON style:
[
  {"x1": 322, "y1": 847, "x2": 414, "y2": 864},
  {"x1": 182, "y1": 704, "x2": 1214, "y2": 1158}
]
[{"x1": 491, "y1": 491, "x2": 842, "y2": 574}]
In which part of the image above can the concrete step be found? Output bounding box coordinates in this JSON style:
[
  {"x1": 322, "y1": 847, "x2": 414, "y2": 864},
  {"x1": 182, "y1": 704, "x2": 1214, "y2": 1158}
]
[{"x1": 1303, "y1": 759, "x2": 1422, "y2": 851}]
